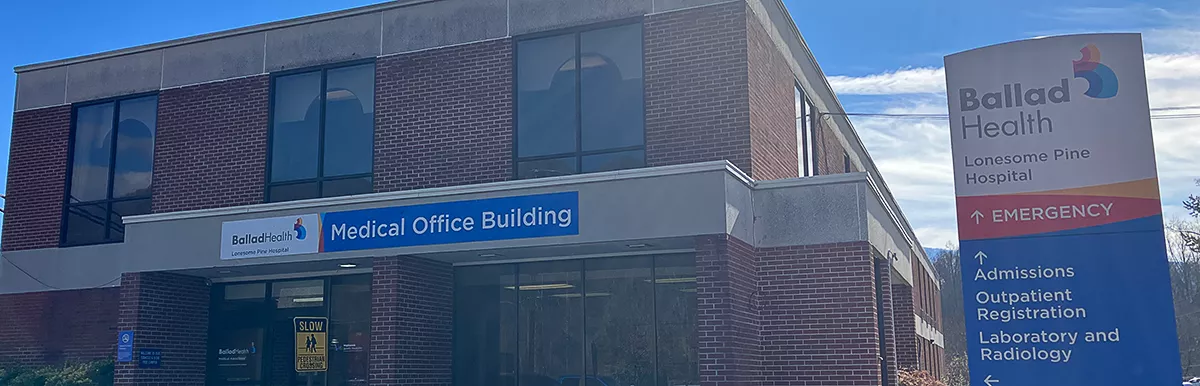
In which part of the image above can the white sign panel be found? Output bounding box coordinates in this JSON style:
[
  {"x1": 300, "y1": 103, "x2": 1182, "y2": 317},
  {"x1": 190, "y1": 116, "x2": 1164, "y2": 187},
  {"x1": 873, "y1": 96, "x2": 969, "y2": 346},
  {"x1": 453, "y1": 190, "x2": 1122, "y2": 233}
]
[
  {"x1": 946, "y1": 33, "x2": 1157, "y2": 199},
  {"x1": 220, "y1": 214, "x2": 320, "y2": 260}
]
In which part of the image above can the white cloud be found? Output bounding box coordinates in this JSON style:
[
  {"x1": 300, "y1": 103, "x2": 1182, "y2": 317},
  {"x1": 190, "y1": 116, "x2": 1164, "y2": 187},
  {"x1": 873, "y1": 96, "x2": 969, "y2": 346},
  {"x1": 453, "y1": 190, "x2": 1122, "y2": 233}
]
[
  {"x1": 831, "y1": 54, "x2": 1200, "y2": 248},
  {"x1": 826, "y1": 67, "x2": 945, "y2": 95}
]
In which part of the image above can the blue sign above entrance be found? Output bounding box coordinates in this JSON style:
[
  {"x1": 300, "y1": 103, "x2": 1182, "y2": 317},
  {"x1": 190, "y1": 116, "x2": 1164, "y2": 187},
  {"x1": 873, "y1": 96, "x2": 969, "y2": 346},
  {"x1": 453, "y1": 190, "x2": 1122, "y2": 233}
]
[
  {"x1": 220, "y1": 192, "x2": 580, "y2": 259},
  {"x1": 320, "y1": 192, "x2": 579, "y2": 252}
]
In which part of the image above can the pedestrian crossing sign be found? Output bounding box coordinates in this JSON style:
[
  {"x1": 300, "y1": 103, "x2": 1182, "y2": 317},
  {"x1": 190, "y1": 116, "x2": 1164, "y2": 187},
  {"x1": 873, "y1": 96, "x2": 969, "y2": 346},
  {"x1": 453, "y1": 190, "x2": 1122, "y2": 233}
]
[{"x1": 293, "y1": 317, "x2": 328, "y2": 372}]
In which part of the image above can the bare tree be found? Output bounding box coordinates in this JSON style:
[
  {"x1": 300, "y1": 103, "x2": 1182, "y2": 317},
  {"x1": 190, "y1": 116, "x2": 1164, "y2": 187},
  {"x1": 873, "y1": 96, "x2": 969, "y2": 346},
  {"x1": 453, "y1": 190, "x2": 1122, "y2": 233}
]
[
  {"x1": 1169, "y1": 216, "x2": 1200, "y2": 377},
  {"x1": 932, "y1": 245, "x2": 967, "y2": 385}
]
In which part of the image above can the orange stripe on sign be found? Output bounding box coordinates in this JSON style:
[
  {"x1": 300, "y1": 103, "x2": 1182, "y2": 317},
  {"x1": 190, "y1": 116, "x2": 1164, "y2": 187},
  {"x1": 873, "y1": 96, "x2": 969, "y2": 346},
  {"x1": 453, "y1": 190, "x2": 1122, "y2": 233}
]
[{"x1": 1014, "y1": 178, "x2": 1160, "y2": 200}]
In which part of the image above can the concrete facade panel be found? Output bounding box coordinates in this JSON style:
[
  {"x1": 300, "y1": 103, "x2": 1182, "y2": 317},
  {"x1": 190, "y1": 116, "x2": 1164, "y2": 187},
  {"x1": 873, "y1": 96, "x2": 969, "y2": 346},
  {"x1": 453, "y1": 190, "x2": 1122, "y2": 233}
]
[
  {"x1": 162, "y1": 32, "x2": 265, "y2": 88},
  {"x1": 509, "y1": 0, "x2": 650, "y2": 35},
  {"x1": 119, "y1": 170, "x2": 730, "y2": 274},
  {"x1": 15, "y1": 66, "x2": 67, "y2": 110},
  {"x1": 264, "y1": 12, "x2": 382, "y2": 72},
  {"x1": 753, "y1": 180, "x2": 865, "y2": 248},
  {"x1": 381, "y1": 0, "x2": 507, "y2": 54},
  {"x1": 65, "y1": 50, "x2": 162, "y2": 103}
]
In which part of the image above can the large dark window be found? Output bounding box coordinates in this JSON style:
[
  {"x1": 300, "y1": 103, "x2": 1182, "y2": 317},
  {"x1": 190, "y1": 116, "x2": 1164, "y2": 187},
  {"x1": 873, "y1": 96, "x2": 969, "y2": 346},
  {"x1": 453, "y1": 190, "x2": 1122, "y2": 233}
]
[
  {"x1": 268, "y1": 62, "x2": 375, "y2": 202},
  {"x1": 454, "y1": 254, "x2": 698, "y2": 386},
  {"x1": 516, "y1": 23, "x2": 645, "y2": 179},
  {"x1": 62, "y1": 95, "x2": 157, "y2": 246}
]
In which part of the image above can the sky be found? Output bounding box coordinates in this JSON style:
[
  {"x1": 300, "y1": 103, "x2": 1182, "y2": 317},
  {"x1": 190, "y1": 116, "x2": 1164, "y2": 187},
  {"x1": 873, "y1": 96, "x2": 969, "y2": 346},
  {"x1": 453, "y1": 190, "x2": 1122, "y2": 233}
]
[{"x1": 0, "y1": 0, "x2": 1197, "y2": 249}]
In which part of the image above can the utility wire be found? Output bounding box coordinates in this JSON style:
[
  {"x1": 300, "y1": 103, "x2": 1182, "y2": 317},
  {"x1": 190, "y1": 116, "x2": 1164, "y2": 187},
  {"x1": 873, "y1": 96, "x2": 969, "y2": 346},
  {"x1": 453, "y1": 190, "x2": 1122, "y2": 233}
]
[
  {"x1": 799, "y1": 104, "x2": 1200, "y2": 120},
  {"x1": 2, "y1": 255, "x2": 121, "y2": 290}
]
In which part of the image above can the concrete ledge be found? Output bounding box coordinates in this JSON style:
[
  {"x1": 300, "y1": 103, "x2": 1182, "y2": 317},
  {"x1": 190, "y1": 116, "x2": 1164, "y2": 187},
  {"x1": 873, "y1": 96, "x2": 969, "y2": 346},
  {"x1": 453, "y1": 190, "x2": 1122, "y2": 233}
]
[
  {"x1": 163, "y1": 32, "x2": 266, "y2": 88},
  {"x1": 382, "y1": 0, "x2": 508, "y2": 54},
  {"x1": 65, "y1": 50, "x2": 162, "y2": 103},
  {"x1": 264, "y1": 12, "x2": 382, "y2": 72},
  {"x1": 15, "y1": 66, "x2": 66, "y2": 110}
]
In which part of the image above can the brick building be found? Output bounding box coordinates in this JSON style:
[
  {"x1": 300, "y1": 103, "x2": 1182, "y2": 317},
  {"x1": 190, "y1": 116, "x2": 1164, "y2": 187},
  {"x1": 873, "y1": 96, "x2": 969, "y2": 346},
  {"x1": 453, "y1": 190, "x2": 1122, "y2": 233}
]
[{"x1": 1, "y1": 0, "x2": 943, "y2": 385}]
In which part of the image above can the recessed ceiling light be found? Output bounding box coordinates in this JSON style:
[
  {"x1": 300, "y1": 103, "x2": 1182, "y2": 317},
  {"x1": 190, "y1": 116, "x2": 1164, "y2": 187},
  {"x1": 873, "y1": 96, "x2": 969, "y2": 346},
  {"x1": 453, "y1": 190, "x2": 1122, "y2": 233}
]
[
  {"x1": 217, "y1": 270, "x2": 234, "y2": 274},
  {"x1": 338, "y1": 263, "x2": 358, "y2": 269},
  {"x1": 626, "y1": 243, "x2": 650, "y2": 249},
  {"x1": 478, "y1": 253, "x2": 501, "y2": 258}
]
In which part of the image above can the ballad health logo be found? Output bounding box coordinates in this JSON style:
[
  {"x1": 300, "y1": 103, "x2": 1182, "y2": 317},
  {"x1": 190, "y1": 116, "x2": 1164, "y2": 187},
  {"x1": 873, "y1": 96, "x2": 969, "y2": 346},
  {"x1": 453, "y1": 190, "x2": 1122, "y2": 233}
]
[
  {"x1": 294, "y1": 218, "x2": 307, "y2": 240},
  {"x1": 1073, "y1": 43, "x2": 1118, "y2": 99}
]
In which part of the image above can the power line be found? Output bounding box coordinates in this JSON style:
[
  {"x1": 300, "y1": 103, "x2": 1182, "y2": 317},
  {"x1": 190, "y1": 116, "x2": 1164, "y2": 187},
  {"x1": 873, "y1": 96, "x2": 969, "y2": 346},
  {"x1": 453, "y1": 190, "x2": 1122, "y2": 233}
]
[
  {"x1": 2, "y1": 255, "x2": 121, "y2": 290},
  {"x1": 806, "y1": 108, "x2": 1200, "y2": 121}
]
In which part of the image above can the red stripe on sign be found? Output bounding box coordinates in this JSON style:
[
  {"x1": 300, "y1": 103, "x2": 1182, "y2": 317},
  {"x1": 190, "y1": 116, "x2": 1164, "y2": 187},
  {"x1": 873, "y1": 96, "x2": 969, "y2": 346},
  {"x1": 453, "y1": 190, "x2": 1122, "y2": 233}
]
[{"x1": 956, "y1": 194, "x2": 1162, "y2": 240}]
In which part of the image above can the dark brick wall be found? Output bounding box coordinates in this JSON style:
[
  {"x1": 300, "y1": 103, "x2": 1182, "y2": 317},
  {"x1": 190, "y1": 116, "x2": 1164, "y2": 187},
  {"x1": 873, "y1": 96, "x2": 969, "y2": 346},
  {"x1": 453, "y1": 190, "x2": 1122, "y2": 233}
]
[
  {"x1": 115, "y1": 272, "x2": 209, "y2": 386},
  {"x1": 153, "y1": 75, "x2": 270, "y2": 213},
  {"x1": 758, "y1": 241, "x2": 884, "y2": 386},
  {"x1": 746, "y1": 13, "x2": 798, "y2": 181},
  {"x1": 644, "y1": 2, "x2": 751, "y2": 174},
  {"x1": 374, "y1": 40, "x2": 513, "y2": 193},
  {"x1": 370, "y1": 255, "x2": 453, "y2": 386},
  {"x1": 696, "y1": 234, "x2": 761, "y2": 386},
  {"x1": 815, "y1": 122, "x2": 857, "y2": 175},
  {"x1": 3, "y1": 105, "x2": 71, "y2": 251},
  {"x1": 912, "y1": 263, "x2": 940, "y2": 331},
  {"x1": 875, "y1": 253, "x2": 898, "y2": 386},
  {"x1": 892, "y1": 283, "x2": 917, "y2": 371},
  {"x1": 0, "y1": 287, "x2": 119, "y2": 365}
]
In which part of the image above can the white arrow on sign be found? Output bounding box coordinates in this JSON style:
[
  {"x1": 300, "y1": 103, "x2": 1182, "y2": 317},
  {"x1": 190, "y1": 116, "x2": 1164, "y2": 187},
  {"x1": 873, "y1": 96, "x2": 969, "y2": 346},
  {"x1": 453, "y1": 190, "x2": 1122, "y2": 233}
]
[
  {"x1": 984, "y1": 375, "x2": 1000, "y2": 386},
  {"x1": 971, "y1": 210, "x2": 984, "y2": 224},
  {"x1": 975, "y1": 251, "x2": 988, "y2": 265}
]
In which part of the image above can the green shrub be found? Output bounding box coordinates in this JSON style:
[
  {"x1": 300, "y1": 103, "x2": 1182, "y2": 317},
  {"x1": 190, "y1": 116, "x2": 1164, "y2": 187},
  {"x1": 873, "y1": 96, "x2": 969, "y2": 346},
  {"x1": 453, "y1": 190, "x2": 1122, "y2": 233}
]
[{"x1": 0, "y1": 359, "x2": 114, "y2": 386}]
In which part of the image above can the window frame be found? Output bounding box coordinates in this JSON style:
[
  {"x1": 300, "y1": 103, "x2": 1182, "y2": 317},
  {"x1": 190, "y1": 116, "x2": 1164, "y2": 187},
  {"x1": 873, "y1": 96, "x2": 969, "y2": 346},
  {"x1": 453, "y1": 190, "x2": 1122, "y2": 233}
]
[
  {"x1": 60, "y1": 92, "x2": 159, "y2": 247},
  {"x1": 796, "y1": 82, "x2": 820, "y2": 177},
  {"x1": 265, "y1": 59, "x2": 377, "y2": 203},
  {"x1": 512, "y1": 18, "x2": 647, "y2": 179}
]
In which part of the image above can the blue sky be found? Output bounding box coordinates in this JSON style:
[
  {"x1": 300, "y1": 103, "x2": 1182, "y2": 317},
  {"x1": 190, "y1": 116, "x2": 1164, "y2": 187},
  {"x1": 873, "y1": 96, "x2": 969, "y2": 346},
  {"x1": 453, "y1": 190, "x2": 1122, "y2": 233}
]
[{"x1": 2, "y1": 0, "x2": 1198, "y2": 248}]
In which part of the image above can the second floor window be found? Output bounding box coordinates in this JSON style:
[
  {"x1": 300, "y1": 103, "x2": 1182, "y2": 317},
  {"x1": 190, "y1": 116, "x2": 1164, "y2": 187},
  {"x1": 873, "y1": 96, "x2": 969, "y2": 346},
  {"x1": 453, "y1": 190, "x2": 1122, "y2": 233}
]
[
  {"x1": 268, "y1": 62, "x2": 375, "y2": 202},
  {"x1": 515, "y1": 23, "x2": 645, "y2": 179},
  {"x1": 63, "y1": 95, "x2": 157, "y2": 246}
]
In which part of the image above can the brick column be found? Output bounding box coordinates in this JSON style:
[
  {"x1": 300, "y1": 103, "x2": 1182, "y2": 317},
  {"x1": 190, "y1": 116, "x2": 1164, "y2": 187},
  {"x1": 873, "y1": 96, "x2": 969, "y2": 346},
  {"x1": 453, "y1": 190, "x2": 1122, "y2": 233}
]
[
  {"x1": 875, "y1": 256, "x2": 898, "y2": 386},
  {"x1": 114, "y1": 272, "x2": 209, "y2": 386},
  {"x1": 892, "y1": 283, "x2": 917, "y2": 370},
  {"x1": 369, "y1": 256, "x2": 453, "y2": 386},
  {"x1": 758, "y1": 241, "x2": 883, "y2": 386},
  {"x1": 695, "y1": 234, "x2": 761, "y2": 386}
]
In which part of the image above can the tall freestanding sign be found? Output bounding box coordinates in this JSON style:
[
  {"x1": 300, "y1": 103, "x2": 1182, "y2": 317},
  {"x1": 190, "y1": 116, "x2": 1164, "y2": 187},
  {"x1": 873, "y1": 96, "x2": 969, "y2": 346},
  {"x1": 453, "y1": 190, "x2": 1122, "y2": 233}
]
[{"x1": 946, "y1": 33, "x2": 1181, "y2": 385}]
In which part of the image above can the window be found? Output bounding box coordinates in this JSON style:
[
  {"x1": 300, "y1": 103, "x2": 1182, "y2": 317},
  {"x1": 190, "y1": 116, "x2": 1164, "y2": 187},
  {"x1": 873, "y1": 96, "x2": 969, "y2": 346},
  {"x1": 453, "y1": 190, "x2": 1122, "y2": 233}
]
[
  {"x1": 795, "y1": 84, "x2": 818, "y2": 176},
  {"x1": 453, "y1": 254, "x2": 697, "y2": 386},
  {"x1": 62, "y1": 95, "x2": 157, "y2": 246},
  {"x1": 516, "y1": 23, "x2": 645, "y2": 179},
  {"x1": 268, "y1": 62, "x2": 375, "y2": 202}
]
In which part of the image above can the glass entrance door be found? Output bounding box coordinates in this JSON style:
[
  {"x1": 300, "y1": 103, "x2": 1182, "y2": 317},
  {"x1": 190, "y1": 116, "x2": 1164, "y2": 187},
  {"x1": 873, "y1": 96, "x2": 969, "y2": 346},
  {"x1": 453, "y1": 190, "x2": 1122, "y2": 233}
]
[{"x1": 209, "y1": 275, "x2": 370, "y2": 386}]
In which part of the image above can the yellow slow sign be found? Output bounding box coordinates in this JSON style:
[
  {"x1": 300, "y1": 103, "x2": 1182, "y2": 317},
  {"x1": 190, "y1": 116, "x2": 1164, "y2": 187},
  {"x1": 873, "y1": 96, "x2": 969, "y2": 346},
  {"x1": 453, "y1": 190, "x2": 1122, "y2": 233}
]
[{"x1": 293, "y1": 317, "x2": 328, "y2": 372}]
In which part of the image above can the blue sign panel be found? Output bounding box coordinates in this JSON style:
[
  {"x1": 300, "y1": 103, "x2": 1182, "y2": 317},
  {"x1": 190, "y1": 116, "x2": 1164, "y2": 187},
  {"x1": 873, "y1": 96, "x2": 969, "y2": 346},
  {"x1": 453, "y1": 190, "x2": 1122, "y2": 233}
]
[
  {"x1": 320, "y1": 192, "x2": 578, "y2": 252},
  {"x1": 138, "y1": 348, "x2": 162, "y2": 368},
  {"x1": 117, "y1": 331, "x2": 134, "y2": 362},
  {"x1": 961, "y1": 216, "x2": 1180, "y2": 386}
]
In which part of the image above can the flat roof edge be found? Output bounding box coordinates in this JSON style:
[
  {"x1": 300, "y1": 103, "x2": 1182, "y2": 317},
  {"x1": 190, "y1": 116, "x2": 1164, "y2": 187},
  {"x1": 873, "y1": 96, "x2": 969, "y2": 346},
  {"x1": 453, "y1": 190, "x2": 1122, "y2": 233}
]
[
  {"x1": 124, "y1": 161, "x2": 752, "y2": 225},
  {"x1": 14, "y1": 0, "x2": 438, "y2": 73}
]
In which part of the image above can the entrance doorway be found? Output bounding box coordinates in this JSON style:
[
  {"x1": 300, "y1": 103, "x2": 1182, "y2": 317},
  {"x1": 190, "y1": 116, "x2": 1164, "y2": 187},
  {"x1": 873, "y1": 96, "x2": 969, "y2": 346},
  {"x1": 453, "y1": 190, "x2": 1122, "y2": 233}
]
[{"x1": 209, "y1": 275, "x2": 371, "y2": 386}]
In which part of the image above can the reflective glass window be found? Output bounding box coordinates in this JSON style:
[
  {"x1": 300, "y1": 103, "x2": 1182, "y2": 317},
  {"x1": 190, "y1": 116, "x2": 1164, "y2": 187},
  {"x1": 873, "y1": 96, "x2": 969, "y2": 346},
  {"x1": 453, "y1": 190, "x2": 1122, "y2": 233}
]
[
  {"x1": 516, "y1": 23, "x2": 645, "y2": 179},
  {"x1": 63, "y1": 96, "x2": 157, "y2": 246},
  {"x1": 268, "y1": 63, "x2": 375, "y2": 202}
]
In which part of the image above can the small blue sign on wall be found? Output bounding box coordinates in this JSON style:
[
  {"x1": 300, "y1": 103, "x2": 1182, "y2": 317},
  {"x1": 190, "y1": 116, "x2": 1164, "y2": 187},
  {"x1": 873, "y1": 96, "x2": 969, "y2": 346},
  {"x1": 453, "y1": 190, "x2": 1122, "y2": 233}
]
[
  {"x1": 116, "y1": 331, "x2": 134, "y2": 362},
  {"x1": 138, "y1": 348, "x2": 162, "y2": 368}
]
